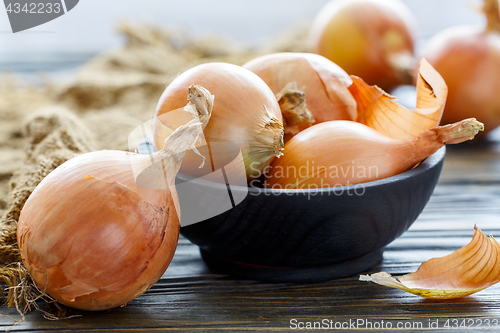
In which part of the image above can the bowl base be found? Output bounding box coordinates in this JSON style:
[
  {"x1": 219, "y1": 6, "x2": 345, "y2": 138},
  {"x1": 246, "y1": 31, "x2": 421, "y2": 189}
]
[{"x1": 199, "y1": 248, "x2": 384, "y2": 283}]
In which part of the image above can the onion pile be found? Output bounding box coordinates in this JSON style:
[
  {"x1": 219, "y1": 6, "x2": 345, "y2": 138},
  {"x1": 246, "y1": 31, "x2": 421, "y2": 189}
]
[
  {"x1": 154, "y1": 62, "x2": 284, "y2": 180},
  {"x1": 239, "y1": 54, "x2": 480, "y2": 190},
  {"x1": 17, "y1": 1, "x2": 497, "y2": 308},
  {"x1": 17, "y1": 85, "x2": 212, "y2": 311},
  {"x1": 423, "y1": 0, "x2": 500, "y2": 135},
  {"x1": 309, "y1": 0, "x2": 418, "y2": 90}
]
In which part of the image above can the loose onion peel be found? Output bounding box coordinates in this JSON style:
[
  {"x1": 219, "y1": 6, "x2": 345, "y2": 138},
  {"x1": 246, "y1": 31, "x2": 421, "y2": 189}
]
[
  {"x1": 360, "y1": 226, "x2": 500, "y2": 299},
  {"x1": 349, "y1": 58, "x2": 447, "y2": 139},
  {"x1": 423, "y1": 0, "x2": 500, "y2": 135}
]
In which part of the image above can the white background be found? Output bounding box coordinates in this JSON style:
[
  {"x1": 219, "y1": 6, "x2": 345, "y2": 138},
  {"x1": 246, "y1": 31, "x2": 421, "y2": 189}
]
[{"x1": 0, "y1": 0, "x2": 486, "y2": 57}]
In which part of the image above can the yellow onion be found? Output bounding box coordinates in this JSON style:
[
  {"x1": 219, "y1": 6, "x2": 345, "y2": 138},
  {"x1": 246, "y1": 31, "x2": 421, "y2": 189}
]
[
  {"x1": 243, "y1": 52, "x2": 357, "y2": 139},
  {"x1": 310, "y1": 0, "x2": 417, "y2": 90},
  {"x1": 361, "y1": 226, "x2": 500, "y2": 299},
  {"x1": 423, "y1": 0, "x2": 500, "y2": 135},
  {"x1": 265, "y1": 118, "x2": 483, "y2": 189},
  {"x1": 17, "y1": 86, "x2": 212, "y2": 311},
  {"x1": 154, "y1": 62, "x2": 284, "y2": 180},
  {"x1": 349, "y1": 59, "x2": 448, "y2": 139}
]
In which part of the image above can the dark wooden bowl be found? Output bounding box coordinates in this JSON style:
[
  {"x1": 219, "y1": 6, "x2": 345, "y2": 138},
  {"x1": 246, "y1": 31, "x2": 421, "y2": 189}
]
[{"x1": 177, "y1": 147, "x2": 446, "y2": 282}]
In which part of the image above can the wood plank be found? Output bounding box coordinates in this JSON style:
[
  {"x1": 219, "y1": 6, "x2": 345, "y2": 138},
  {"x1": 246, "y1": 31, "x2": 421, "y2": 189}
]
[
  {"x1": 3, "y1": 207, "x2": 500, "y2": 332},
  {"x1": 439, "y1": 142, "x2": 500, "y2": 183}
]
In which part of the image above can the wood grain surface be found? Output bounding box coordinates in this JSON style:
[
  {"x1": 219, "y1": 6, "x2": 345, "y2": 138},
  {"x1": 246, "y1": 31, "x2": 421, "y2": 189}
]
[{"x1": 2, "y1": 141, "x2": 500, "y2": 332}]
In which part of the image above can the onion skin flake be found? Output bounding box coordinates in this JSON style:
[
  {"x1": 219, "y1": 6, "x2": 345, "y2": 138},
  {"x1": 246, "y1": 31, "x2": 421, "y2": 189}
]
[
  {"x1": 349, "y1": 59, "x2": 447, "y2": 140},
  {"x1": 360, "y1": 226, "x2": 500, "y2": 299}
]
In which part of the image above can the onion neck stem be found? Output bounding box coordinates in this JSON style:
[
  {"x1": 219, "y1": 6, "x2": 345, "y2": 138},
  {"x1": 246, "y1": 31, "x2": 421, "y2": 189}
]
[
  {"x1": 278, "y1": 90, "x2": 315, "y2": 142},
  {"x1": 279, "y1": 90, "x2": 314, "y2": 127},
  {"x1": 484, "y1": 0, "x2": 500, "y2": 33},
  {"x1": 413, "y1": 118, "x2": 484, "y2": 160}
]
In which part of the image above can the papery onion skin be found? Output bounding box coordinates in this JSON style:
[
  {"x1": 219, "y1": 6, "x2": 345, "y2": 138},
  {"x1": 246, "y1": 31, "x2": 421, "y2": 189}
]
[
  {"x1": 349, "y1": 59, "x2": 448, "y2": 139},
  {"x1": 266, "y1": 119, "x2": 483, "y2": 189},
  {"x1": 243, "y1": 52, "x2": 357, "y2": 124},
  {"x1": 360, "y1": 226, "x2": 500, "y2": 299},
  {"x1": 154, "y1": 62, "x2": 284, "y2": 180},
  {"x1": 310, "y1": 0, "x2": 417, "y2": 90},
  {"x1": 423, "y1": 2, "x2": 500, "y2": 135}
]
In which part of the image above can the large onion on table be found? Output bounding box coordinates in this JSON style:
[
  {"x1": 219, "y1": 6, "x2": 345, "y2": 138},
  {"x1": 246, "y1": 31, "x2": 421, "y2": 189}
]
[
  {"x1": 243, "y1": 52, "x2": 356, "y2": 140},
  {"x1": 310, "y1": 0, "x2": 417, "y2": 90},
  {"x1": 17, "y1": 86, "x2": 212, "y2": 311},
  {"x1": 423, "y1": 0, "x2": 500, "y2": 135},
  {"x1": 154, "y1": 62, "x2": 284, "y2": 180}
]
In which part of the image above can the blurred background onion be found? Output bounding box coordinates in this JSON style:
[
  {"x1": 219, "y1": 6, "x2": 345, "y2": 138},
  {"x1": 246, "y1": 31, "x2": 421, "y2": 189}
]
[{"x1": 0, "y1": 0, "x2": 485, "y2": 79}]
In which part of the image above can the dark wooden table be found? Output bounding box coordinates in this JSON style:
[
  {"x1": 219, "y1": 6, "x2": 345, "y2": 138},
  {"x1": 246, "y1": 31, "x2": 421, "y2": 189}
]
[{"x1": 2, "y1": 137, "x2": 500, "y2": 332}]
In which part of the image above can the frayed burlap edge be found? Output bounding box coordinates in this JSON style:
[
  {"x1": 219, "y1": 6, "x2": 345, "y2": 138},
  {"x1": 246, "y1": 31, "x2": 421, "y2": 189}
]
[{"x1": 1, "y1": 263, "x2": 82, "y2": 330}]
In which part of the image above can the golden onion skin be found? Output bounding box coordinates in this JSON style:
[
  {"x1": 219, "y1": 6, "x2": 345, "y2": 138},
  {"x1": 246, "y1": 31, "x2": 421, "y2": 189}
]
[{"x1": 361, "y1": 226, "x2": 500, "y2": 299}]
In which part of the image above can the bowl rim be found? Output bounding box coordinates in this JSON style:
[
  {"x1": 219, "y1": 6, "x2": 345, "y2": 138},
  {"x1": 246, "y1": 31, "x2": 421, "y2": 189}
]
[{"x1": 176, "y1": 146, "x2": 446, "y2": 195}]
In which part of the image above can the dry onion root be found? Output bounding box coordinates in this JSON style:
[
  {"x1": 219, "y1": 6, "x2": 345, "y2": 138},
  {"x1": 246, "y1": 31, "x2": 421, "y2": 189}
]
[
  {"x1": 423, "y1": 0, "x2": 500, "y2": 135},
  {"x1": 265, "y1": 118, "x2": 483, "y2": 189},
  {"x1": 243, "y1": 52, "x2": 357, "y2": 141},
  {"x1": 309, "y1": 0, "x2": 418, "y2": 90},
  {"x1": 17, "y1": 85, "x2": 213, "y2": 311},
  {"x1": 154, "y1": 62, "x2": 285, "y2": 180},
  {"x1": 349, "y1": 59, "x2": 447, "y2": 139},
  {"x1": 360, "y1": 226, "x2": 500, "y2": 299}
]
